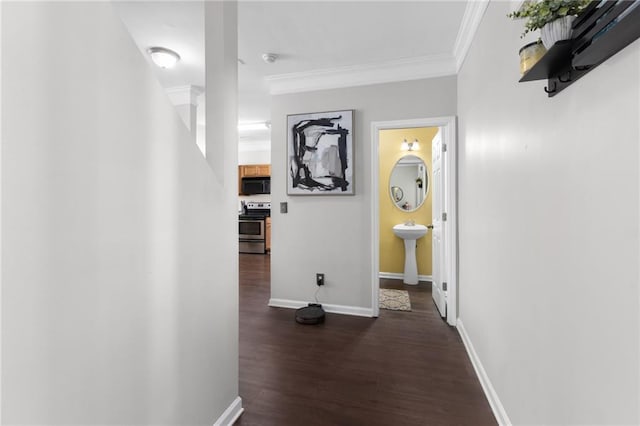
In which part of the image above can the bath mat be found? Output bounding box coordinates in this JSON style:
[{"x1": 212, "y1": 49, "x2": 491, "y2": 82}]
[{"x1": 379, "y1": 289, "x2": 411, "y2": 311}]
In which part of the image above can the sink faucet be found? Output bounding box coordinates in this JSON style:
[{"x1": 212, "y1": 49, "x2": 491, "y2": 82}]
[{"x1": 404, "y1": 219, "x2": 415, "y2": 226}]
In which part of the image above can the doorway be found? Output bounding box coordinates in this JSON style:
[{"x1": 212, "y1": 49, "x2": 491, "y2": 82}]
[{"x1": 370, "y1": 117, "x2": 458, "y2": 326}]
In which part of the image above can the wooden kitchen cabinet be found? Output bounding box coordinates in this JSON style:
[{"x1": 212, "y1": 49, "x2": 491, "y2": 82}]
[
  {"x1": 265, "y1": 217, "x2": 271, "y2": 252},
  {"x1": 240, "y1": 164, "x2": 270, "y2": 178}
]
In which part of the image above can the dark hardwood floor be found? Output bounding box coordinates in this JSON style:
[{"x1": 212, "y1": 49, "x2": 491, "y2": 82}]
[{"x1": 237, "y1": 254, "x2": 496, "y2": 426}]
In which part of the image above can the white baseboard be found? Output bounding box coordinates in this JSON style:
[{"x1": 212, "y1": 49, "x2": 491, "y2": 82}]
[
  {"x1": 213, "y1": 396, "x2": 244, "y2": 426},
  {"x1": 268, "y1": 298, "x2": 374, "y2": 318},
  {"x1": 457, "y1": 319, "x2": 511, "y2": 426},
  {"x1": 379, "y1": 272, "x2": 433, "y2": 282}
]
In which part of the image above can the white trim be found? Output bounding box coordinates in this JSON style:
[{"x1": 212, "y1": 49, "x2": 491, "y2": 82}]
[
  {"x1": 0, "y1": 1, "x2": 3, "y2": 421},
  {"x1": 457, "y1": 319, "x2": 512, "y2": 426},
  {"x1": 371, "y1": 119, "x2": 381, "y2": 317},
  {"x1": 379, "y1": 272, "x2": 433, "y2": 282},
  {"x1": 268, "y1": 298, "x2": 374, "y2": 318},
  {"x1": 266, "y1": 54, "x2": 456, "y2": 95},
  {"x1": 165, "y1": 85, "x2": 202, "y2": 106},
  {"x1": 453, "y1": 0, "x2": 490, "y2": 72},
  {"x1": 213, "y1": 396, "x2": 244, "y2": 426},
  {"x1": 371, "y1": 116, "x2": 458, "y2": 326},
  {"x1": 637, "y1": 34, "x2": 640, "y2": 425},
  {"x1": 443, "y1": 117, "x2": 458, "y2": 327},
  {"x1": 638, "y1": 38, "x2": 640, "y2": 424}
]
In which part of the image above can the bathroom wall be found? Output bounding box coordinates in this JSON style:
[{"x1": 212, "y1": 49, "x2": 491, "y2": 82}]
[
  {"x1": 270, "y1": 77, "x2": 456, "y2": 311},
  {"x1": 457, "y1": 1, "x2": 639, "y2": 424},
  {"x1": 379, "y1": 127, "x2": 437, "y2": 277}
]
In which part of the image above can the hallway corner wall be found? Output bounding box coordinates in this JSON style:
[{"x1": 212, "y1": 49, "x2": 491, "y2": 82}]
[
  {"x1": 1, "y1": 2, "x2": 238, "y2": 424},
  {"x1": 457, "y1": 2, "x2": 640, "y2": 424}
]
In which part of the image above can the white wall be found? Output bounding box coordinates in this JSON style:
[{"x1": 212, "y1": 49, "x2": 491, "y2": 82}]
[
  {"x1": 0, "y1": 1, "x2": 3, "y2": 422},
  {"x1": 270, "y1": 77, "x2": 456, "y2": 309},
  {"x1": 238, "y1": 147, "x2": 270, "y2": 165},
  {"x1": 1, "y1": 2, "x2": 238, "y2": 424},
  {"x1": 457, "y1": 2, "x2": 639, "y2": 424}
]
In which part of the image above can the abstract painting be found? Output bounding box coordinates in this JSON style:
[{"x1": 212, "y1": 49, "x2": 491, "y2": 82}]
[{"x1": 287, "y1": 110, "x2": 354, "y2": 195}]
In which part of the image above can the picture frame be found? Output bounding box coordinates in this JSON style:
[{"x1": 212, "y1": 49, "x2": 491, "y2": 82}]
[{"x1": 287, "y1": 109, "x2": 354, "y2": 195}]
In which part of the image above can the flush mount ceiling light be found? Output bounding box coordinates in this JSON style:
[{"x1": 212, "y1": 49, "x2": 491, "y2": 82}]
[
  {"x1": 148, "y1": 47, "x2": 181, "y2": 69},
  {"x1": 262, "y1": 53, "x2": 278, "y2": 64},
  {"x1": 238, "y1": 121, "x2": 271, "y2": 132},
  {"x1": 401, "y1": 139, "x2": 420, "y2": 151}
]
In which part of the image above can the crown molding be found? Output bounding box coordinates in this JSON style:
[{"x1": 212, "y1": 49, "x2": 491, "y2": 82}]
[
  {"x1": 265, "y1": 1, "x2": 490, "y2": 95},
  {"x1": 266, "y1": 53, "x2": 457, "y2": 95},
  {"x1": 165, "y1": 85, "x2": 203, "y2": 106},
  {"x1": 453, "y1": 0, "x2": 490, "y2": 72}
]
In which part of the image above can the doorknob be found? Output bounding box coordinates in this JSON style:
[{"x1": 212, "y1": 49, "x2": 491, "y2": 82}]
[{"x1": 427, "y1": 225, "x2": 434, "y2": 229}]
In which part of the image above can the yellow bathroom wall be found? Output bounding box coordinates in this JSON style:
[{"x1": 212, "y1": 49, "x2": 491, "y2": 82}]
[{"x1": 379, "y1": 127, "x2": 438, "y2": 276}]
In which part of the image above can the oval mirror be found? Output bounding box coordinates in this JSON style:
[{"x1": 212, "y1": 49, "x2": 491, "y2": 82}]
[{"x1": 389, "y1": 155, "x2": 428, "y2": 212}]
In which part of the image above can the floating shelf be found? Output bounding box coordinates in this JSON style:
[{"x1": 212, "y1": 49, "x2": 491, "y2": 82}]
[
  {"x1": 519, "y1": 0, "x2": 640, "y2": 97},
  {"x1": 519, "y1": 40, "x2": 573, "y2": 82}
]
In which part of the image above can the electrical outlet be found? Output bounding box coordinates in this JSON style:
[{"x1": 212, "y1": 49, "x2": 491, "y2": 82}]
[
  {"x1": 280, "y1": 202, "x2": 288, "y2": 214},
  {"x1": 316, "y1": 273, "x2": 325, "y2": 286}
]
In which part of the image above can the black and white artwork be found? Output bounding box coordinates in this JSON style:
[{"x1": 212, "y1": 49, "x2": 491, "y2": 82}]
[{"x1": 287, "y1": 110, "x2": 354, "y2": 195}]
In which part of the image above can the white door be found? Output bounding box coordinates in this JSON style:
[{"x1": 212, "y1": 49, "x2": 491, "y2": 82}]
[{"x1": 431, "y1": 129, "x2": 446, "y2": 317}]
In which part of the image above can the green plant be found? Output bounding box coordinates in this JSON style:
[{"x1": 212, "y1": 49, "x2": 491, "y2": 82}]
[{"x1": 508, "y1": 0, "x2": 591, "y2": 37}]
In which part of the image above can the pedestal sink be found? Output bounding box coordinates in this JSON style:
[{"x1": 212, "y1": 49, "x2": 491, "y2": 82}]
[{"x1": 393, "y1": 223, "x2": 429, "y2": 285}]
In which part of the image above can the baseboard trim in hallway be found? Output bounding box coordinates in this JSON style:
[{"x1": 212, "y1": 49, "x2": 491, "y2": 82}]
[
  {"x1": 268, "y1": 298, "x2": 374, "y2": 317},
  {"x1": 457, "y1": 319, "x2": 512, "y2": 426},
  {"x1": 379, "y1": 271, "x2": 433, "y2": 282},
  {"x1": 213, "y1": 396, "x2": 243, "y2": 426}
]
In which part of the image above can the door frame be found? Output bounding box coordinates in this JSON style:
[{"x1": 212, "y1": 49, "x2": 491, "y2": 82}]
[{"x1": 370, "y1": 116, "x2": 458, "y2": 326}]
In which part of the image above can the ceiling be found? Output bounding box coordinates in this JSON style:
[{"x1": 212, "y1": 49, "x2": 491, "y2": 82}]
[{"x1": 114, "y1": 1, "x2": 470, "y2": 145}]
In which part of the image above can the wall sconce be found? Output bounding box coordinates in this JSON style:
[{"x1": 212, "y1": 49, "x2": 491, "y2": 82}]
[
  {"x1": 148, "y1": 47, "x2": 181, "y2": 69},
  {"x1": 401, "y1": 139, "x2": 420, "y2": 151}
]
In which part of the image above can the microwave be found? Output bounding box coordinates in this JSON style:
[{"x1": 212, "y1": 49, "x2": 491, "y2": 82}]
[{"x1": 241, "y1": 177, "x2": 271, "y2": 195}]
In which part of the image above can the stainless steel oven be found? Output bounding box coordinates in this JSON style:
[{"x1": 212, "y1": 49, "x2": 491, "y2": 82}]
[
  {"x1": 239, "y1": 218, "x2": 264, "y2": 240},
  {"x1": 239, "y1": 202, "x2": 270, "y2": 254},
  {"x1": 239, "y1": 217, "x2": 266, "y2": 253}
]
